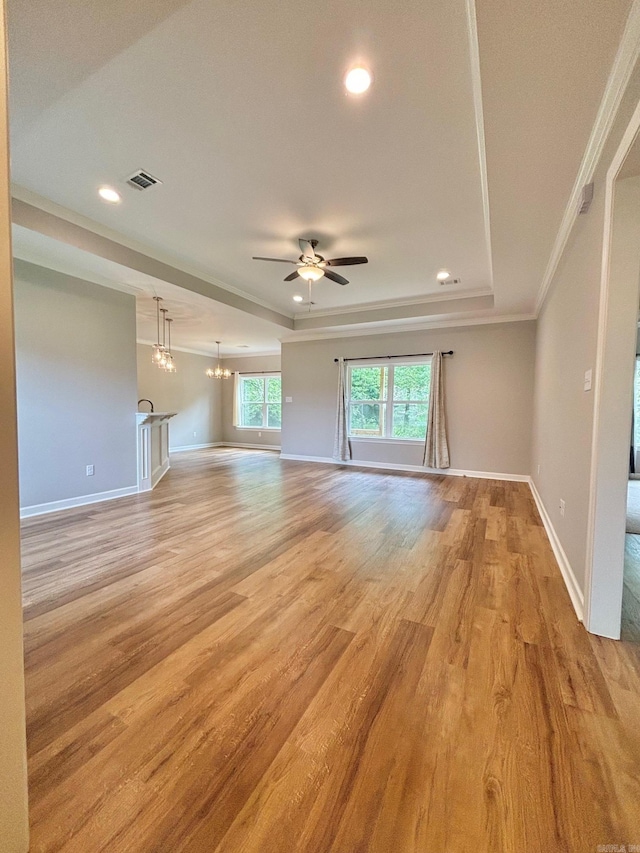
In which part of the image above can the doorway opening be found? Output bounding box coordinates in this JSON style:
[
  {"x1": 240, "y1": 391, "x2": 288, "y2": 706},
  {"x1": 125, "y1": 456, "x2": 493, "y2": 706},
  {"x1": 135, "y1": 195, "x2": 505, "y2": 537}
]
[{"x1": 587, "y1": 108, "x2": 640, "y2": 639}]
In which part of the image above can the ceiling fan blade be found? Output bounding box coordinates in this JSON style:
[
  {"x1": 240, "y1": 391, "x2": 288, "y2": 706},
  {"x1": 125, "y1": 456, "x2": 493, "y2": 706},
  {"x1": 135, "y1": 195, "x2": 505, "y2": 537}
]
[
  {"x1": 298, "y1": 238, "x2": 317, "y2": 262},
  {"x1": 284, "y1": 270, "x2": 300, "y2": 281},
  {"x1": 323, "y1": 269, "x2": 349, "y2": 286},
  {"x1": 325, "y1": 256, "x2": 368, "y2": 267},
  {"x1": 252, "y1": 256, "x2": 297, "y2": 263}
]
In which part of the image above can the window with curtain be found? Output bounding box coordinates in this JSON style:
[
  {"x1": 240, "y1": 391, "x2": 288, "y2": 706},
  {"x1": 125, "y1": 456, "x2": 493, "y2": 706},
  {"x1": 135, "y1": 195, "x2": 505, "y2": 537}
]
[
  {"x1": 237, "y1": 374, "x2": 282, "y2": 429},
  {"x1": 347, "y1": 360, "x2": 431, "y2": 440}
]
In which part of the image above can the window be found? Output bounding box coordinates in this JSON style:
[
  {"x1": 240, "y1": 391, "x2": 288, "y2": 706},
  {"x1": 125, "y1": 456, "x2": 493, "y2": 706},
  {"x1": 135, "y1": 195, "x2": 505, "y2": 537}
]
[
  {"x1": 347, "y1": 360, "x2": 431, "y2": 440},
  {"x1": 237, "y1": 374, "x2": 282, "y2": 429}
]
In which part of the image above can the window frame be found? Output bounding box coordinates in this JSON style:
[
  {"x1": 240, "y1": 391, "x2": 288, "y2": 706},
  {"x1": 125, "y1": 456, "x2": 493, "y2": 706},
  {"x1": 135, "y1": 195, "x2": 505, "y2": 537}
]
[
  {"x1": 236, "y1": 372, "x2": 282, "y2": 431},
  {"x1": 346, "y1": 357, "x2": 432, "y2": 444}
]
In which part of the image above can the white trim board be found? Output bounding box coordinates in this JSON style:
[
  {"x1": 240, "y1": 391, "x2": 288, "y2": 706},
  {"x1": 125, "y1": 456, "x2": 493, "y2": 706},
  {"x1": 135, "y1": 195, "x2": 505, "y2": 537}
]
[
  {"x1": 465, "y1": 0, "x2": 493, "y2": 286},
  {"x1": 528, "y1": 479, "x2": 585, "y2": 623},
  {"x1": 223, "y1": 442, "x2": 281, "y2": 451},
  {"x1": 279, "y1": 314, "x2": 536, "y2": 344},
  {"x1": 171, "y1": 442, "x2": 281, "y2": 452},
  {"x1": 20, "y1": 485, "x2": 139, "y2": 518},
  {"x1": 170, "y1": 442, "x2": 223, "y2": 453},
  {"x1": 582, "y1": 107, "x2": 640, "y2": 639},
  {"x1": 279, "y1": 453, "x2": 529, "y2": 481}
]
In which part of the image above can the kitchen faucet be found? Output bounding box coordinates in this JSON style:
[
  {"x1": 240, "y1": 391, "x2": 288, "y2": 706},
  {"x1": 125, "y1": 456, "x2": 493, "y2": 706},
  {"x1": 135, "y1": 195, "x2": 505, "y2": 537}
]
[{"x1": 138, "y1": 399, "x2": 154, "y2": 413}]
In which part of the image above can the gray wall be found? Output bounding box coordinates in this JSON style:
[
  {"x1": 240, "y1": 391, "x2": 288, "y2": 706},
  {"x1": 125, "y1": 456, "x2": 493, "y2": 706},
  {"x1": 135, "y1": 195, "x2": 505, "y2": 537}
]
[
  {"x1": 531, "y1": 67, "x2": 640, "y2": 601},
  {"x1": 14, "y1": 260, "x2": 138, "y2": 508},
  {"x1": 221, "y1": 354, "x2": 281, "y2": 447},
  {"x1": 136, "y1": 344, "x2": 222, "y2": 450},
  {"x1": 282, "y1": 322, "x2": 535, "y2": 475}
]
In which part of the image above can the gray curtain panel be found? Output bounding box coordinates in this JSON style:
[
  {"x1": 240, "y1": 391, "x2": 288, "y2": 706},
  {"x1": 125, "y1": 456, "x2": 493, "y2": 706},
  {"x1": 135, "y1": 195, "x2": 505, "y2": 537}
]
[
  {"x1": 333, "y1": 357, "x2": 351, "y2": 461},
  {"x1": 423, "y1": 350, "x2": 450, "y2": 469}
]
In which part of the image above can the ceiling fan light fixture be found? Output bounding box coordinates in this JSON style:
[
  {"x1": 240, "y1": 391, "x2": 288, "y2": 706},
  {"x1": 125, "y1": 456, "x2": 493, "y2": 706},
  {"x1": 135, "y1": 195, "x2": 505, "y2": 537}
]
[
  {"x1": 292, "y1": 294, "x2": 304, "y2": 302},
  {"x1": 345, "y1": 67, "x2": 371, "y2": 94},
  {"x1": 298, "y1": 265, "x2": 324, "y2": 282}
]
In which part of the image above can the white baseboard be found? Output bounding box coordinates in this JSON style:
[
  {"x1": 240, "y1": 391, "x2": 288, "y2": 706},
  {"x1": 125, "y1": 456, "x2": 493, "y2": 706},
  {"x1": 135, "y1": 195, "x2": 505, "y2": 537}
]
[
  {"x1": 170, "y1": 442, "x2": 223, "y2": 453},
  {"x1": 20, "y1": 485, "x2": 139, "y2": 519},
  {"x1": 150, "y1": 458, "x2": 170, "y2": 490},
  {"x1": 278, "y1": 453, "x2": 529, "y2": 482},
  {"x1": 170, "y1": 442, "x2": 280, "y2": 452},
  {"x1": 528, "y1": 478, "x2": 584, "y2": 622},
  {"x1": 224, "y1": 443, "x2": 281, "y2": 451}
]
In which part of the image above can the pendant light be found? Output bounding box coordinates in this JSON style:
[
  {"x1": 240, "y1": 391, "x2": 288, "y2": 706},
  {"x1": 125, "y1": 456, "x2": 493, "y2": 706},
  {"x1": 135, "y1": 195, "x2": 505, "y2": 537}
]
[
  {"x1": 206, "y1": 341, "x2": 231, "y2": 379},
  {"x1": 158, "y1": 309, "x2": 169, "y2": 367},
  {"x1": 151, "y1": 296, "x2": 166, "y2": 364},
  {"x1": 164, "y1": 318, "x2": 177, "y2": 373}
]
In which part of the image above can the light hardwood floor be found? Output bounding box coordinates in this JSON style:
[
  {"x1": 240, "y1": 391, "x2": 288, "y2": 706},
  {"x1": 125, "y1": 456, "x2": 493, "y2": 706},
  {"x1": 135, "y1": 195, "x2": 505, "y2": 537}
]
[
  {"x1": 624, "y1": 534, "x2": 640, "y2": 644},
  {"x1": 22, "y1": 448, "x2": 640, "y2": 852}
]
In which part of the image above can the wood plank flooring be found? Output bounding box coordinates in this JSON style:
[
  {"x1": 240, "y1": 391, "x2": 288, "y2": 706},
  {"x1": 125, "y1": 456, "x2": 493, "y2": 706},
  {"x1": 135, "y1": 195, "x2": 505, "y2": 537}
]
[
  {"x1": 624, "y1": 534, "x2": 640, "y2": 643},
  {"x1": 21, "y1": 448, "x2": 640, "y2": 852}
]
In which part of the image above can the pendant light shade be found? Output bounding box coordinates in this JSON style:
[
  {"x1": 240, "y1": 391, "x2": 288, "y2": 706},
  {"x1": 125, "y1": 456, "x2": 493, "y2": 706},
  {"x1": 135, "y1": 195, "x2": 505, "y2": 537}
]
[
  {"x1": 207, "y1": 341, "x2": 231, "y2": 379},
  {"x1": 151, "y1": 296, "x2": 166, "y2": 364},
  {"x1": 158, "y1": 308, "x2": 169, "y2": 367},
  {"x1": 164, "y1": 318, "x2": 177, "y2": 373}
]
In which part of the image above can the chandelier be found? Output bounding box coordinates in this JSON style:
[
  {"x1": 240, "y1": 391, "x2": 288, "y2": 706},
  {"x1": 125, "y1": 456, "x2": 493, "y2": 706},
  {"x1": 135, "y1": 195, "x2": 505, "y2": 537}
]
[{"x1": 206, "y1": 341, "x2": 231, "y2": 379}]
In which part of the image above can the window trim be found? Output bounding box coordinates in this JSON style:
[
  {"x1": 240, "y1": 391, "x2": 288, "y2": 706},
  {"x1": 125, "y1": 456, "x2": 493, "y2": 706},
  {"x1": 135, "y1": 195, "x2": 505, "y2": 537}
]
[
  {"x1": 236, "y1": 372, "x2": 282, "y2": 431},
  {"x1": 346, "y1": 357, "x2": 432, "y2": 442}
]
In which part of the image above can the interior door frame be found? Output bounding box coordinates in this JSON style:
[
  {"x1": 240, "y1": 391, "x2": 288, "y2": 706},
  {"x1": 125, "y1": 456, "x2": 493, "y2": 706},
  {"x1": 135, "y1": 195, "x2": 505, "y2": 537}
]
[{"x1": 585, "y1": 99, "x2": 640, "y2": 637}]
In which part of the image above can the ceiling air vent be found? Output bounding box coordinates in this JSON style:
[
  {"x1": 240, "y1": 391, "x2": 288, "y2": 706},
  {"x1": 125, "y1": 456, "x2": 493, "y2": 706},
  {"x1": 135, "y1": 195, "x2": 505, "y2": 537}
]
[{"x1": 126, "y1": 170, "x2": 162, "y2": 191}]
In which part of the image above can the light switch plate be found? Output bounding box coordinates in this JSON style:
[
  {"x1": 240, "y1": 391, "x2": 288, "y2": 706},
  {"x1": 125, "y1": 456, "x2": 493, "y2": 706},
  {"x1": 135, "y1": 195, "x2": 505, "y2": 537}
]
[
  {"x1": 285, "y1": 396, "x2": 293, "y2": 403},
  {"x1": 584, "y1": 369, "x2": 592, "y2": 391}
]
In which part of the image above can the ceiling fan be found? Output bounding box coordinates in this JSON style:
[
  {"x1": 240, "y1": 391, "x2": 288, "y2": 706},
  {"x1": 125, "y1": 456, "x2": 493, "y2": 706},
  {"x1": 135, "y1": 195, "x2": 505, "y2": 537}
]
[{"x1": 252, "y1": 239, "x2": 368, "y2": 285}]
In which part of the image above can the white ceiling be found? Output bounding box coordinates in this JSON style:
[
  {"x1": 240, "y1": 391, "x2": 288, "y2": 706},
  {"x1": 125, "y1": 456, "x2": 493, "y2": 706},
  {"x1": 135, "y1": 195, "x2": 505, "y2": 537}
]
[{"x1": 6, "y1": 0, "x2": 635, "y2": 349}]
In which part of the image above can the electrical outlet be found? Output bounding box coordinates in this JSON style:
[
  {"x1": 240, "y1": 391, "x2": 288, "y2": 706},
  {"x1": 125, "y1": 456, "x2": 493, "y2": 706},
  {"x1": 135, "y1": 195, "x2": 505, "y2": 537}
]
[
  {"x1": 86, "y1": 464, "x2": 94, "y2": 476},
  {"x1": 537, "y1": 464, "x2": 541, "y2": 475},
  {"x1": 285, "y1": 396, "x2": 293, "y2": 403},
  {"x1": 559, "y1": 499, "x2": 565, "y2": 517},
  {"x1": 193, "y1": 431, "x2": 197, "y2": 438},
  {"x1": 258, "y1": 431, "x2": 262, "y2": 438}
]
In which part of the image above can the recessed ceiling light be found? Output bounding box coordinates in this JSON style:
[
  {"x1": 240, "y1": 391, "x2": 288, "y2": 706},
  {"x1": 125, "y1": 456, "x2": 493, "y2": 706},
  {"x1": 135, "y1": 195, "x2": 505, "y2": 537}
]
[
  {"x1": 98, "y1": 186, "x2": 121, "y2": 204},
  {"x1": 345, "y1": 67, "x2": 371, "y2": 95},
  {"x1": 293, "y1": 294, "x2": 304, "y2": 302},
  {"x1": 436, "y1": 269, "x2": 451, "y2": 281}
]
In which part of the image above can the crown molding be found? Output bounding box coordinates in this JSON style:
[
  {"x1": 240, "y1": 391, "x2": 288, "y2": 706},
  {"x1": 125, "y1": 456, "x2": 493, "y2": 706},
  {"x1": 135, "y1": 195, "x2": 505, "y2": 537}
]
[
  {"x1": 465, "y1": 0, "x2": 494, "y2": 286},
  {"x1": 11, "y1": 185, "x2": 294, "y2": 321},
  {"x1": 534, "y1": 0, "x2": 640, "y2": 316},
  {"x1": 292, "y1": 286, "x2": 494, "y2": 320},
  {"x1": 136, "y1": 338, "x2": 280, "y2": 359},
  {"x1": 280, "y1": 312, "x2": 536, "y2": 344},
  {"x1": 13, "y1": 254, "x2": 144, "y2": 297},
  {"x1": 219, "y1": 350, "x2": 281, "y2": 360}
]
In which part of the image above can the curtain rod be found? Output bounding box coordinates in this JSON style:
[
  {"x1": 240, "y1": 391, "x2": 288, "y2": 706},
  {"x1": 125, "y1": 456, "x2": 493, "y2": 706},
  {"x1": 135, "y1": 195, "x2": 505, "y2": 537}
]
[
  {"x1": 237, "y1": 370, "x2": 280, "y2": 375},
  {"x1": 334, "y1": 350, "x2": 453, "y2": 363}
]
